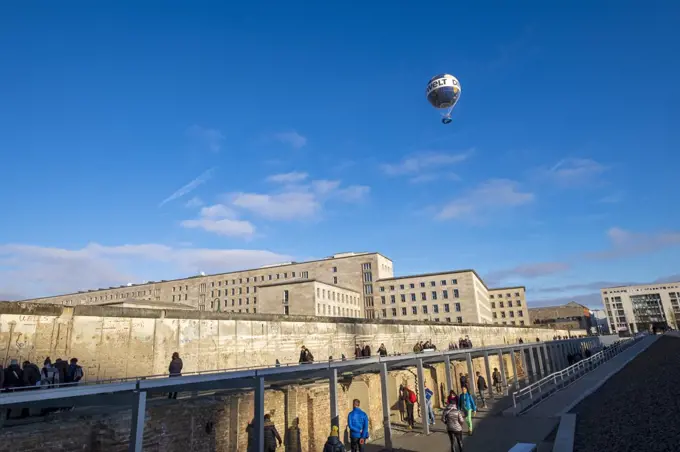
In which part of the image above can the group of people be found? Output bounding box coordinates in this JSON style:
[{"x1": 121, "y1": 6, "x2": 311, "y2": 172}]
[
  {"x1": 413, "y1": 340, "x2": 437, "y2": 352},
  {"x1": 449, "y1": 336, "x2": 474, "y2": 350},
  {"x1": 1, "y1": 357, "x2": 84, "y2": 418}
]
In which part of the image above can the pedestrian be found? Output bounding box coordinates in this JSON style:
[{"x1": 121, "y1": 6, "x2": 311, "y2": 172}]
[
  {"x1": 4, "y1": 359, "x2": 24, "y2": 419},
  {"x1": 40, "y1": 358, "x2": 59, "y2": 388},
  {"x1": 459, "y1": 373, "x2": 468, "y2": 391},
  {"x1": 475, "y1": 371, "x2": 487, "y2": 408},
  {"x1": 458, "y1": 386, "x2": 477, "y2": 436},
  {"x1": 446, "y1": 389, "x2": 458, "y2": 408},
  {"x1": 355, "y1": 344, "x2": 362, "y2": 359},
  {"x1": 263, "y1": 413, "x2": 283, "y2": 451},
  {"x1": 492, "y1": 367, "x2": 502, "y2": 393},
  {"x1": 299, "y1": 345, "x2": 314, "y2": 363},
  {"x1": 54, "y1": 358, "x2": 68, "y2": 384},
  {"x1": 424, "y1": 384, "x2": 435, "y2": 425},
  {"x1": 168, "y1": 352, "x2": 183, "y2": 399},
  {"x1": 22, "y1": 361, "x2": 41, "y2": 387},
  {"x1": 518, "y1": 338, "x2": 524, "y2": 344},
  {"x1": 398, "y1": 384, "x2": 406, "y2": 421},
  {"x1": 403, "y1": 385, "x2": 416, "y2": 429},
  {"x1": 362, "y1": 344, "x2": 371, "y2": 357},
  {"x1": 442, "y1": 399, "x2": 466, "y2": 452},
  {"x1": 323, "y1": 425, "x2": 346, "y2": 452},
  {"x1": 347, "y1": 398, "x2": 369, "y2": 452},
  {"x1": 66, "y1": 358, "x2": 84, "y2": 385},
  {"x1": 377, "y1": 343, "x2": 387, "y2": 357}
]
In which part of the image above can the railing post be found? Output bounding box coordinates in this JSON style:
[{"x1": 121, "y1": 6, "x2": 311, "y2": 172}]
[{"x1": 128, "y1": 384, "x2": 147, "y2": 452}]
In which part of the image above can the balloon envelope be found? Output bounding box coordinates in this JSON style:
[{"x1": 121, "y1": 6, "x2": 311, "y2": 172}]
[{"x1": 426, "y1": 74, "x2": 461, "y2": 111}]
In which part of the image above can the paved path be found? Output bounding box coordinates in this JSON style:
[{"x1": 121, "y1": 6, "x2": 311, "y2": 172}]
[
  {"x1": 370, "y1": 382, "x2": 558, "y2": 451},
  {"x1": 525, "y1": 335, "x2": 656, "y2": 417}
]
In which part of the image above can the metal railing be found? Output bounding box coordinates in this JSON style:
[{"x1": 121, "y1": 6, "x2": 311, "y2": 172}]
[
  {"x1": 0, "y1": 337, "x2": 594, "y2": 398},
  {"x1": 511, "y1": 334, "x2": 644, "y2": 414}
]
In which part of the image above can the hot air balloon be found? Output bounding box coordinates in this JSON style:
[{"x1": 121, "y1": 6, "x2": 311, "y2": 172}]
[{"x1": 426, "y1": 73, "x2": 461, "y2": 124}]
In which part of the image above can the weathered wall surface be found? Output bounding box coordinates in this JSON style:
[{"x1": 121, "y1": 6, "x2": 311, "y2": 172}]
[
  {"x1": 0, "y1": 303, "x2": 583, "y2": 380},
  {"x1": 0, "y1": 353, "x2": 529, "y2": 452}
]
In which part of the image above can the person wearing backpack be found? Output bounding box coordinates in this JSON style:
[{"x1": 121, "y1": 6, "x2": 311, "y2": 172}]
[
  {"x1": 323, "y1": 425, "x2": 346, "y2": 452},
  {"x1": 66, "y1": 358, "x2": 84, "y2": 385},
  {"x1": 403, "y1": 385, "x2": 417, "y2": 429},
  {"x1": 41, "y1": 358, "x2": 60, "y2": 388}
]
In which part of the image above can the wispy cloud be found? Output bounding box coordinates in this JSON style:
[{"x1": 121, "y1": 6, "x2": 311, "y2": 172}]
[
  {"x1": 185, "y1": 197, "x2": 204, "y2": 208},
  {"x1": 381, "y1": 151, "x2": 471, "y2": 179},
  {"x1": 186, "y1": 125, "x2": 225, "y2": 153},
  {"x1": 181, "y1": 204, "x2": 255, "y2": 238},
  {"x1": 0, "y1": 243, "x2": 290, "y2": 299},
  {"x1": 539, "y1": 158, "x2": 608, "y2": 187},
  {"x1": 230, "y1": 192, "x2": 319, "y2": 220},
  {"x1": 266, "y1": 171, "x2": 309, "y2": 184},
  {"x1": 587, "y1": 227, "x2": 680, "y2": 260},
  {"x1": 159, "y1": 168, "x2": 216, "y2": 207},
  {"x1": 597, "y1": 193, "x2": 622, "y2": 204},
  {"x1": 225, "y1": 176, "x2": 369, "y2": 221},
  {"x1": 274, "y1": 131, "x2": 307, "y2": 149},
  {"x1": 487, "y1": 262, "x2": 571, "y2": 285},
  {"x1": 436, "y1": 179, "x2": 534, "y2": 221}
]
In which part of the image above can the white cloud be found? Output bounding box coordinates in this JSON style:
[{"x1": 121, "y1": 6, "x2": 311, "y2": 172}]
[
  {"x1": 335, "y1": 185, "x2": 370, "y2": 201},
  {"x1": 437, "y1": 179, "x2": 534, "y2": 221},
  {"x1": 181, "y1": 204, "x2": 254, "y2": 238},
  {"x1": 199, "y1": 204, "x2": 237, "y2": 219},
  {"x1": 180, "y1": 218, "x2": 255, "y2": 238},
  {"x1": 225, "y1": 177, "x2": 369, "y2": 221},
  {"x1": 587, "y1": 227, "x2": 680, "y2": 260},
  {"x1": 267, "y1": 172, "x2": 309, "y2": 184},
  {"x1": 486, "y1": 262, "x2": 571, "y2": 285},
  {"x1": 274, "y1": 131, "x2": 307, "y2": 149},
  {"x1": 185, "y1": 197, "x2": 204, "y2": 208},
  {"x1": 541, "y1": 158, "x2": 608, "y2": 187},
  {"x1": 0, "y1": 243, "x2": 290, "y2": 299},
  {"x1": 381, "y1": 151, "x2": 470, "y2": 177},
  {"x1": 230, "y1": 192, "x2": 320, "y2": 220},
  {"x1": 187, "y1": 125, "x2": 225, "y2": 153},
  {"x1": 312, "y1": 179, "x2": 341, "y2": 194},
  {"x1": 159, "y1": 168, "x2": 216, "y2": 207}
]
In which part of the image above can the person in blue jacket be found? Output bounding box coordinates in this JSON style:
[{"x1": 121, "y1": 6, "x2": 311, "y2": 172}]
[
  {"x1": 458, "y1": 385, "x2": 477, "y2": 435},
  {"x1": 347, "y1": 398, "x2": 369, "y2": 452}
]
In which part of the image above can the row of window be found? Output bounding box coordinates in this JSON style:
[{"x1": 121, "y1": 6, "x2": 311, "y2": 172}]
[
  {"x1": 316, "y1": 288, "x2": 359, "y2": 305},
  {"x1": 490, "y1": 300, "x2": 522, "y2": 308},
  {"x1": 209, "y1": 297, "x2": 258, "y2": 310},
  {"x1": 492, "y1": 310, "x2": 524, "y2": 319},
  {"x1": 380, "y1": 308, "x2": 463, "y2": 323},
  {"x1": 493, "y1": 320, "x2": 526, "y2": 326},
  {"x1": 380, "y1": 289, "x2": 460, "y2": 304},
  {"x1": 316, "y1": 304, "x2": 361, "y2": 317},
  {"x1": 380, "y1": 279, "x2": 459, "y2": 292},
  {"x1": 381, "y1": 303, "x2": 462, "y2": 316},
  {"x1": 194, "y1": 270, "x2": 312, "y2": 293},
  {"x1": 489, "y1": 292, "x2": 521, "y2": 299}
]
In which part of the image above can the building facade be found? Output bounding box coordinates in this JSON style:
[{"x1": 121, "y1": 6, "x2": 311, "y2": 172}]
[
  {"x1": 373, "y1": 270, "x2": 491, "y2": 324},
  {"x1": 528, "y1": 301, "x2": 593, "y2": 332},
  {"x1": 19, "y1": 251, "x2": 534, "y2": 325},
  {"x1": 601, "y1": 282, "x2": 680, "y2": 334},
  {"x1": 488, "y1": 286, "x2": 529, "y2": 326}
]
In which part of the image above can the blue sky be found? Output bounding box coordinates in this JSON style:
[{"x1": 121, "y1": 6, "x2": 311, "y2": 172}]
[{"x1": 1, "y1": 2, "x2": 679, "y2": 307}]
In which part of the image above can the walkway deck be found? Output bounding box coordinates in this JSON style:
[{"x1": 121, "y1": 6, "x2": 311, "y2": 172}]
[{"x1": 369, "y1": 335, "x2": 657, "y2": 451}]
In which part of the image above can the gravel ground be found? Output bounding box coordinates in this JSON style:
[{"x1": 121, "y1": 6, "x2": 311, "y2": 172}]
[{"x1": 571, "y1": 335, "x2": 680, "y2": 452}]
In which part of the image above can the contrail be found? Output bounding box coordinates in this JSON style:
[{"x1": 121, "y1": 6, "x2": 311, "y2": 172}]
[{"x1": 159, "y1": 167, "x2": 216, "y2": 207}]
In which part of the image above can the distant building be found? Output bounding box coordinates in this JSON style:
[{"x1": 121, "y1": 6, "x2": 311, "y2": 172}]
[
  {"x1": 17, "y1": 251, "x2": 527, "y2": 325},
  {"x1": 589, "y1": 309, "x2": 610, "y2": 335},
  {"x1": 601, "y1": 282, "x2": 680, "y2": 334},
  {"x1": 528, "y1": 301, "x2": 594, "y2": 333}
]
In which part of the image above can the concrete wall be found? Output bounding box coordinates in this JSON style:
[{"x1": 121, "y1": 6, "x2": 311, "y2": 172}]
[{"x1": 0, "y1": 303, "x2": 584, "y2": 381}]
